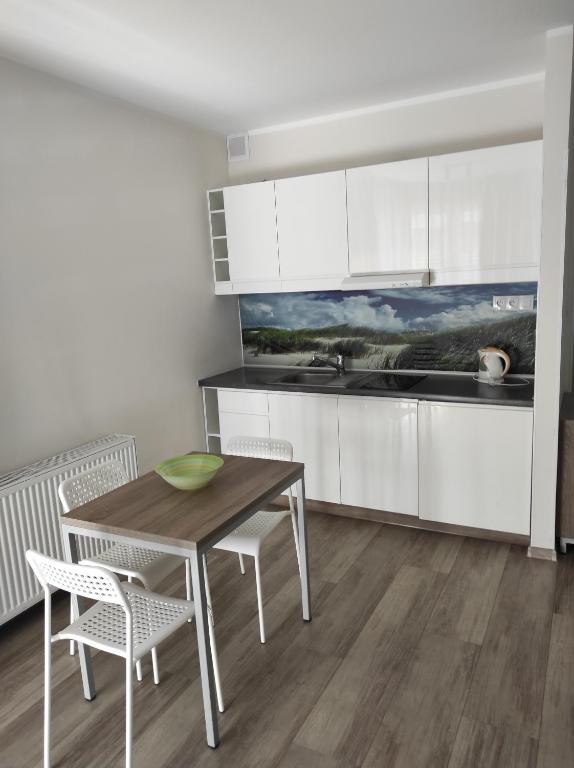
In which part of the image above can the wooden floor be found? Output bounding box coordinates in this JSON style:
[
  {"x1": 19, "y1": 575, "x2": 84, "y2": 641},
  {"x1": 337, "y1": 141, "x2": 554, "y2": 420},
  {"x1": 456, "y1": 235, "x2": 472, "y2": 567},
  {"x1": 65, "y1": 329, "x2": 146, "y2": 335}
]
[{"x1": 2, "y1": 512, "x2": 573, "y2": 768}]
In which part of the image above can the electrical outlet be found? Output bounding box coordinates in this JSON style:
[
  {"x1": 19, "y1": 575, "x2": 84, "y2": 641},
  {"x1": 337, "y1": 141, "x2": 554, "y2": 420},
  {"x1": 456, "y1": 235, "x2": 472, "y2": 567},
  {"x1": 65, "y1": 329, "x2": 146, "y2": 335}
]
[{"x1": 492, "y1": 295, "x2": 535, "y2": 312}]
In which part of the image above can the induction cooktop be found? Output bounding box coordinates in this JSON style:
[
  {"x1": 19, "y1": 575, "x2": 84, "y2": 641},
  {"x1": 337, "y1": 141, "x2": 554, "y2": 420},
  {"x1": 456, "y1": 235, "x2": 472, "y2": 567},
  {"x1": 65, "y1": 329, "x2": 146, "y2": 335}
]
[{"x1": 356, "y1": 372, "x2": 427, "y2": 392}]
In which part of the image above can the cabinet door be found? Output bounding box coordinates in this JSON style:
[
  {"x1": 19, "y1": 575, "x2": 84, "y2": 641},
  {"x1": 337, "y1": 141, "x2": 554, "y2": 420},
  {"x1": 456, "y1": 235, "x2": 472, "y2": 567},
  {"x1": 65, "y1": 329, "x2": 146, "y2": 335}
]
[
  {"x1": 339, "y1": 397, "x2": 418, "y2": 516},
  {"x1": 268, "y1": 392, "x2": 340, "y2": 503},
  {"x1": 218, "y1": 389, "x2": 269, "y2": 452},
  {"x1": 347, "y1": 158, "x2": 428, "y2": 274},
  {"x1": 219, "y1": 412, "x2": 269, "y2": 452},
  {"x1": 224, "y1": 181, "x2": 279, "y2": 284},
  {"x1": 275, "y1": 171, "x2": 348, "y2": 281},
  {"x1": 418, "y1": 401, "x2": 533, "y2": 535},
  {"x1": 429, "y1": 141, "x2": 542, "y2": 273}
]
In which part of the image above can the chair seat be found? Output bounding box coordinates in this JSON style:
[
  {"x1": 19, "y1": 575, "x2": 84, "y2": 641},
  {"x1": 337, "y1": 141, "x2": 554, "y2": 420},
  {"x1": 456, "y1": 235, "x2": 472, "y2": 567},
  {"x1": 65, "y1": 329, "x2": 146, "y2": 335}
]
[
  {"x1": 213, "y1": 510, "x2": 290, "y2": 557},
  {"x1": 58, "y1": 583, "x2": 194, "y2": 660},
  {"x1": 80, "y1": 543, "x2": 184, "y2": 589}
]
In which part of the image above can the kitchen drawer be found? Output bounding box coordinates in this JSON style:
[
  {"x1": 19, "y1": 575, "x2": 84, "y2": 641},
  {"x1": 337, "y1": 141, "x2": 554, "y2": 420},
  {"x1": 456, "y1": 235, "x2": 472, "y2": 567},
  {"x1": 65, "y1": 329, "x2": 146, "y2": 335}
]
[
  {"x1": 217, "y1": 389, "x2": 268, "y2": 415},
  {"x1": 219, "y1": 411, "x2": 269, "y2": 452}
]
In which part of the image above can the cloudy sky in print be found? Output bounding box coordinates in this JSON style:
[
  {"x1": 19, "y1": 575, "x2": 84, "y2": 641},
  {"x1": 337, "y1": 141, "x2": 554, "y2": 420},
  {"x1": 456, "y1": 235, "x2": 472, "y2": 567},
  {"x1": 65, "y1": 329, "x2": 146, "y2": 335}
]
[{"x1": 239, "y1": 283, "x2": 538, "y2": 333}]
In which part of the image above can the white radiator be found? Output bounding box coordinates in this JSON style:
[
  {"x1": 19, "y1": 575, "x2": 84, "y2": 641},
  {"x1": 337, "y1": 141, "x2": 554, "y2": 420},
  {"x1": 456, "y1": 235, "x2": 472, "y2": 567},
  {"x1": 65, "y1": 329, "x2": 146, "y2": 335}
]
[{"x1": 0, "y1": 434, "x2": 138, "y2": 626}]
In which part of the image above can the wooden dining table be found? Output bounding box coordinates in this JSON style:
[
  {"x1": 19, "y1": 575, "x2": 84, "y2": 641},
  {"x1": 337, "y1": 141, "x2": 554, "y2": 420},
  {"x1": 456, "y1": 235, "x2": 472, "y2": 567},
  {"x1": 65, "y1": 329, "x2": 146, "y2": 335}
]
[{"x1": 59, "y1": 452, "x2": 310, "y2": 749}]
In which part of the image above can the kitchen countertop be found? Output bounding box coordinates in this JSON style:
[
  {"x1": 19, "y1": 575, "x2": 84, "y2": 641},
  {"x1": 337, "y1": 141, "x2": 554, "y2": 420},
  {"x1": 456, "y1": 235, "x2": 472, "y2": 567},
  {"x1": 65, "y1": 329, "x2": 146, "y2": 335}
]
[{"x1": 199, "y1": 366, "x2": 534, "y2": 408}]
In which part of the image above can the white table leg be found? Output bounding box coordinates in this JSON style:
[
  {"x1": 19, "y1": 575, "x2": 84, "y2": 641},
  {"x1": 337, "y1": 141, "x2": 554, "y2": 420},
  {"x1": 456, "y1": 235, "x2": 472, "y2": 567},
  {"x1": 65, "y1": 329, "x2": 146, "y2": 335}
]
[
  {"x1": 62, "y1": 528, "x2": 96, "y2": 701},
  {"x1": 189, "y1": 549, "x2": 219, "y2": 748},
  {"x1": 296, "y1": 476, "x2": 311, "y2": 622}
]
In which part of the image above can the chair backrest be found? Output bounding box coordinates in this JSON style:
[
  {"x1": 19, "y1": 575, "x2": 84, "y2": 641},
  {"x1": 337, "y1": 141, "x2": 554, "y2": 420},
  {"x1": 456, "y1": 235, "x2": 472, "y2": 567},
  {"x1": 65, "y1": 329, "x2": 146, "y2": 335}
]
[
  {"x1": 58, "y1": 459, "x2": 128, "y2": 513},
  {"x1": 226, "y1": 436, "x2": 293, "y2": 462},
  {"x1": 26, "y1": 550, "x2": 128, "y2": 608}
]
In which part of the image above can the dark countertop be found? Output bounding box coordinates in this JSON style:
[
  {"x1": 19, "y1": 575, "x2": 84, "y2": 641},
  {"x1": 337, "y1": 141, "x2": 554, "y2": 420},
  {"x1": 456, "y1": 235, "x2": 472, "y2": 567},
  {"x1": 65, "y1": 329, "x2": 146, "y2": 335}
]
[{"x1": 199, "y1": 366, "x2": 534, "y2": 408}]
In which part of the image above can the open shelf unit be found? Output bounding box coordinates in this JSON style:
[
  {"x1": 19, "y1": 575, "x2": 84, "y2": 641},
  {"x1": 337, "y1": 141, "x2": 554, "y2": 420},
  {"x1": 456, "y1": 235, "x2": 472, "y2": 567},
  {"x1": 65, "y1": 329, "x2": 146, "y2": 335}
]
[
  {"x1": 202, "y1": 387, "x2": 222, "y2": 453},
  {"x1": 207, "y1": 189, "x2": 232, "y2": 293}
]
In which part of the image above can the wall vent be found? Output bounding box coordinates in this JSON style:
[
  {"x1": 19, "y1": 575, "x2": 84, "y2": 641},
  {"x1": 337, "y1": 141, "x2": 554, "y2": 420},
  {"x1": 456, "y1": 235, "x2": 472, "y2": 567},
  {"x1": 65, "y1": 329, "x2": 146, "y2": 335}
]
[{"x1": 227, "y1": 133, "x2": 250, "y2": 162}]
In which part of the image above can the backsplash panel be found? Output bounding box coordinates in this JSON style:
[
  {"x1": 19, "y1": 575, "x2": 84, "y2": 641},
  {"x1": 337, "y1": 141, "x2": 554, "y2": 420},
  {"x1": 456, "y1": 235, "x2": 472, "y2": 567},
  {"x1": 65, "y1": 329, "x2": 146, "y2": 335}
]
[{"x1": 239, "y1": 283, "x2": 537, "y2": 373}]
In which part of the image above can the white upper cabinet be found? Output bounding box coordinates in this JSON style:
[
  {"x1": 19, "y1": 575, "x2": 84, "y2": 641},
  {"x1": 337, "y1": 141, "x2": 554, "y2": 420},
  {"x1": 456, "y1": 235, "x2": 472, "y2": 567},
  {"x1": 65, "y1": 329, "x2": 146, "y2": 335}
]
[
  {"x1": 275, "y1": 171, "x2": 349, "y2": 286},
  {"x1": 223, "y1": 181, "x2": 280, "y2": 288},
  {"x1": 346, "y1": 158, "x2": 429, "y2": 274},
  {"x1": 429, "y1": 141, "x2": 542, "y2": 282},
  {"x1": 210, "y1": 139, "x2": 543, "y2": 294}
]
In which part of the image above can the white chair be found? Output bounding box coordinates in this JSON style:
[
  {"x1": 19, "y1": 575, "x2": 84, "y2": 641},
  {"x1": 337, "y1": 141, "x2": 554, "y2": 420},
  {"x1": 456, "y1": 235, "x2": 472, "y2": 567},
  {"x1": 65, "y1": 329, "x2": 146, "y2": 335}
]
[
  {"x1": 213, "y1": 436, "x2": 301, "y2": 643},
  {"x1": 26, "y1": 549, "x2": 223, "y2": 768},
  {"x1": 59, "y1": 460, "x2": 194, "y2": 683}
]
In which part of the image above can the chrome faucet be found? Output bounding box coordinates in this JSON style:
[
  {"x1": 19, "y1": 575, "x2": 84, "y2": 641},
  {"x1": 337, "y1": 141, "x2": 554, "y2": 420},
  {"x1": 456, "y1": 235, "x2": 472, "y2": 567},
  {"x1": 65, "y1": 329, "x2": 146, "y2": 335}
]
[{"x1": 311, "y1": 353, "x2": 346, "y2": 375}]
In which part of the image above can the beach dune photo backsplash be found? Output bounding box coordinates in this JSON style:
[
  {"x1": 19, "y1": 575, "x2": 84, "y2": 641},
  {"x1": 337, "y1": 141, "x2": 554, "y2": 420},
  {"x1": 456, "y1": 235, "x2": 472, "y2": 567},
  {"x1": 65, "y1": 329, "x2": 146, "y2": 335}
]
[{"x1": 239, "y1": 283, "x2": 537, "y2": 374}]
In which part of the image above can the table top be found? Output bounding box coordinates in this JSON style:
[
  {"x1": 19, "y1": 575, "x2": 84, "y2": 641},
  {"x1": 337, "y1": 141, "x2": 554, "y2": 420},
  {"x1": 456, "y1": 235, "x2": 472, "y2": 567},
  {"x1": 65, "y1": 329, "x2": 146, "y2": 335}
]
[{"x1": 60, "y1": 453, "x2": 304, "y2": 551}]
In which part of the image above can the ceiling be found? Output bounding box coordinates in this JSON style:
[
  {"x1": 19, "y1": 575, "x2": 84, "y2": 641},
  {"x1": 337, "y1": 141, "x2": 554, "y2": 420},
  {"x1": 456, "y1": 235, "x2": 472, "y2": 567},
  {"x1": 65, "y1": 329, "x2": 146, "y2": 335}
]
[{"x1": 0, "y1": 0, "x2": 572, "y2": 134}]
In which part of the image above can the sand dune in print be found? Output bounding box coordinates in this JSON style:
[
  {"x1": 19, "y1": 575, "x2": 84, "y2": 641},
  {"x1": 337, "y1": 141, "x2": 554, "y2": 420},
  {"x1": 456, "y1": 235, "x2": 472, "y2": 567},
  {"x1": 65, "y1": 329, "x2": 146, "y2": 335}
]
[{"x1": 239, "y1": 283, "x2": 537, "y2": 373}]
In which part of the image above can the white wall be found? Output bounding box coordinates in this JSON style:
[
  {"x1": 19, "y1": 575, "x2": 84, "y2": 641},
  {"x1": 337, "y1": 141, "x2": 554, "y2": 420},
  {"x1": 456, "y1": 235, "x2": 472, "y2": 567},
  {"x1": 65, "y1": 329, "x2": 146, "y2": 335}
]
[
  {"x1": 0, "y1": 58, "x2": 241, "y2": 475},
  {"x1": 531, "y1": 27, "x2": 574, "y2": 553},
  {"x1": 229, "y1": 77, "x2": 544, "y2": 182},
  {"x1": 560, "y1": 47, "x2": 574, "y2": 394}
]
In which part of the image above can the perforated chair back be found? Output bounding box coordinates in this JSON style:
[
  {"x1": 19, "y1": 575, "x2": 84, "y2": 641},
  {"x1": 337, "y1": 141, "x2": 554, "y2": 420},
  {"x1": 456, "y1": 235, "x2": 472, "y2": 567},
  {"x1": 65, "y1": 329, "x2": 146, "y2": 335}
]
[
  {"x1": 226, "y1": 436, "x2": 293, "y2": 462},
  {"x1": 58, "y1": 459, "x2": 128, "y2": 513},
  {"x1": 26, "y1": 550, "x2": 128, "y2": 608}
]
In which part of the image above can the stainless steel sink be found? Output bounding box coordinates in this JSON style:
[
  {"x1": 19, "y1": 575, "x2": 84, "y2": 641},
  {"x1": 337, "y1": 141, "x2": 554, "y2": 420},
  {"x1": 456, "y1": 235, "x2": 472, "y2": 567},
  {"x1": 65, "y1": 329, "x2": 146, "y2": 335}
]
[
  {"x1": 279, "y1": 372, "x2": 340, "y2": 385},
  {"x1": 277, "y1": 371, "x2": 364, "y2": 388}
]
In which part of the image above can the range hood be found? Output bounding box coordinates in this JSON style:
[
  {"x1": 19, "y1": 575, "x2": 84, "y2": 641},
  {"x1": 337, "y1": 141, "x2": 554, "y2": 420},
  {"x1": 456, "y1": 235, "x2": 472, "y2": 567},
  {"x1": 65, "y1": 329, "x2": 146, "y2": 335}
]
[{"x1": 340, "y1": 270, "x2": 430, "y2": 291}]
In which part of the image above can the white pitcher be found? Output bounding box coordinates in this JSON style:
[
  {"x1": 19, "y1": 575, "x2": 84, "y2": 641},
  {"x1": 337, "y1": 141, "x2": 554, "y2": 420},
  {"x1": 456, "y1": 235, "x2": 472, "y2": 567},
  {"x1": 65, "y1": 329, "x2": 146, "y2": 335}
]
[{"x1": 478, "y1": 347, "x2": 511, "y2": 384}]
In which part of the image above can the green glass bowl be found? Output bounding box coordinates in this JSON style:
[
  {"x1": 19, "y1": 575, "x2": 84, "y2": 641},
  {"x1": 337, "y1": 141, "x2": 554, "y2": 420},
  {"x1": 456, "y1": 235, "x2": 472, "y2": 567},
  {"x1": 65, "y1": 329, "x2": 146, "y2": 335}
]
[{"x1": 155, "y1": 454, "x2": 224, "y2": 491}]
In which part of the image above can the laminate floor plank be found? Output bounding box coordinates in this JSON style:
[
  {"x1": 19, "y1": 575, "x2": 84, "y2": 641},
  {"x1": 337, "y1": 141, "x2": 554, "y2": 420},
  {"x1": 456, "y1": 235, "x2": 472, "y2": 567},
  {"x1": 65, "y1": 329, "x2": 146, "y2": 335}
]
[
  {"x1": 553, "y1": 549, "x2": 574, "y2": 617},
  {"x1": 447, "y1": 716, "x2": 538, "y2": 768},
  {"x1": 403, "y1": 529, "x2": 464, "y2": 574},
  {"x1": 293, "y1": 523, "x2": 419, "y2": 659},
  {"x1": 295, "y1": 564, "x2": 446, "y2": 765},
  {"x1": 276, "y1": 744, "x2": 355, "y2": 768},
  {"x1": 361, "y1": 632, "x2": 478, "y2": 768},
  {"x1": 425, "y1": 537, "x2": 509, "y2": 645},
  {"x1": 462, "y1": 546, "x2": 556, "y2": 738},
  {"x1": 304, "y1": 513, "x2": 382, "y2": 584},
  {"x1": 2, "y1": 513, "x2": 572, "y2": 768},
  {"x1": 537, "y1": 614, "x2": 574, "y2": 768}
]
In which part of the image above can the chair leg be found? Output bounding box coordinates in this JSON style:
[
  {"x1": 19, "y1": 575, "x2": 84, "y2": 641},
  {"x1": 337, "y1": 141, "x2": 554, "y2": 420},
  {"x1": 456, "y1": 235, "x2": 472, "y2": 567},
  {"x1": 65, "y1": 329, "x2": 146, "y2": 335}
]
[
  {"x1": 185, "y1": 559, "x2": 192, "y2": 601},
  {"x1": 126, "y1": 576, "x2": 143, "y2": 682},
  {"x1": 238, "y1": 553, "x2": 246, "y2": 575},
  {"x1": 254, "y1": 556, "x2": 266, "y2": 644},
  {"x1": 126, "y1": 658, "x2": 133, "y2": 768},
  {"x1": 185, "y1": 559, "x2": 193, "y2": 623},
  {"x1": 44, "y1": 593, "x2": 52, "y2": 768},
  {"x1": 290, "y1": 509, "x2": 301, "y2": 577},
  {"x1": 151, "y1": 647, "x2": 160, "y2": 685},
  {"x1": 69, "y1": 596, "x2": 76, "y2": 656},
  {"x1": 207, "y1": 619, "x2": 225, "y2": 713},
  {"x1": 203, "y1": 556, "x2": 215, "y2": 627},
  {"x1": 138, "y1": 575, "x2": 160, "y2": 684}
]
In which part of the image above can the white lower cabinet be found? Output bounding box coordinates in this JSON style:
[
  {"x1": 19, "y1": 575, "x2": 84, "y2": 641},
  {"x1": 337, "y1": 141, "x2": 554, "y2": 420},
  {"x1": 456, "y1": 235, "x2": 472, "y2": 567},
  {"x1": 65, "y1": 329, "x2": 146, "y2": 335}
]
[
  {"x1": 218, "y1": 389, "x2": 269, "y2": 452},
  {"x1": 268, "y1": 392, "x2": 340, "y2": 503},
  {"x1": 206, "y1": 387, "x2": 534, "y2": 536},
  {"x1": 418, "y1": 401, "x2": 533, "y2": 535},
  {"x1": 339, "y1": 397, "x2": 418, "y2": 516}
]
